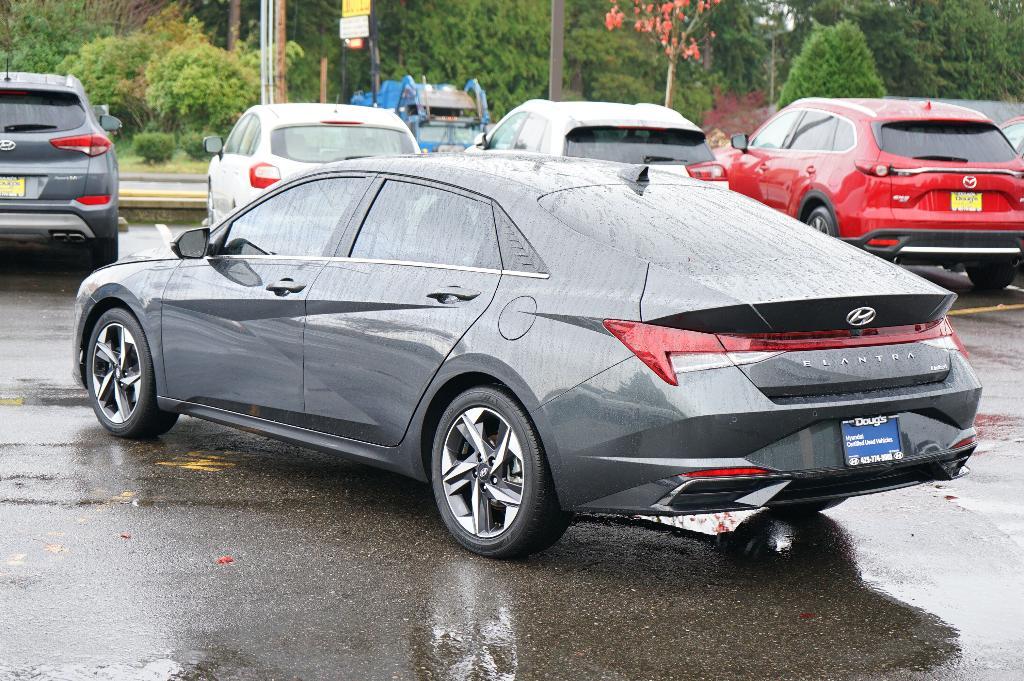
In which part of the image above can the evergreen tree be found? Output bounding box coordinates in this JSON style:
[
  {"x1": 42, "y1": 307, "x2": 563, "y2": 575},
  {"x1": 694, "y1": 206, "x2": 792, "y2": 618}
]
[{"x1": 778, "y1": 20, "x2": 884, "y2": 107}]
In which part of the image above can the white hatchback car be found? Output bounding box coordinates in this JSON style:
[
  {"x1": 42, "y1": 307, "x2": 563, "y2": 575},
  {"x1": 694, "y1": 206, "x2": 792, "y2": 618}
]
[
  {"x1": 469, "y1": 100, "x2": 725, "y2": 185},
  {"x1": 203, "y1": 103, "x2": 419, "y2": 224}
]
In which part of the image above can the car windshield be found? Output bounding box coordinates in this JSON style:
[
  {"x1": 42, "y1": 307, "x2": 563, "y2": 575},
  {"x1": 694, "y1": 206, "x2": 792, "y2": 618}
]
[
  {"x1": 0, "y1": 90, "x2": 85, "y2": 133},
  {"x1": 564, "y1": 126, "x2": 714, "y2": 165},
  {"x1": 270, "y1": 124, "x2": 415, "y2": 163},
  {"x1": 876, "y1": 121, "x2": 1017, "y2": 163},
  {"x1": 418, "y1": 122, "x2": 480, "y2": 146}
]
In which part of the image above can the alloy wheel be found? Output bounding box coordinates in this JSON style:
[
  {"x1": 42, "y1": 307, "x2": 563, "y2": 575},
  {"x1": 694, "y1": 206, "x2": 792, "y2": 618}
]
[
  {"x1": 441, "y1": 407, "x2": 525, "y2": 538},
  {"x1": 91, "y1": 323, "x2": 142, "y2": 424},
  {"x1": 809, "y1": 214, "x2": 830, "y2": 233}
]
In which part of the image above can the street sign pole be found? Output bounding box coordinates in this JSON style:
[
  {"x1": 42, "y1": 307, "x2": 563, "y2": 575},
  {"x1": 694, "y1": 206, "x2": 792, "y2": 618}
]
[{"x1": 549, "y1": 0, "x2": 564, "y2": 101}]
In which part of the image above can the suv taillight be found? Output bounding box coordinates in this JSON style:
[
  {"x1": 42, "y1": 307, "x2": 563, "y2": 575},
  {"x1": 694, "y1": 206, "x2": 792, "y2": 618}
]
[
  {"x1": 687, "y1": 162, "x2": 727, "y2": 181},
  {"x1": 855, "y1": 160, "x2": 889, "y2": 177},
  {"x1": 249, "y1": 162, "x2": 281, "y2": 189},
  {"x1": 50, "y1": 133, "x2": 111, "y2": 157},
  {"x1": 603, "y1": 318, "x2": 966, "y2": 385}
]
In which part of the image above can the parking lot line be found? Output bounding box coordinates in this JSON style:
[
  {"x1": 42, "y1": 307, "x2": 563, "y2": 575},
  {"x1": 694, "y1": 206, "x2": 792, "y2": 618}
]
[{"x1": 948, "y1": 303, "x2": 1024, "y2": 316}]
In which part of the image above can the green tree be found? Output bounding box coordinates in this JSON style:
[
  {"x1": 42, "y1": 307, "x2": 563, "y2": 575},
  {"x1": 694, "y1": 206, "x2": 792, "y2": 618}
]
[
  {"x1": 0, "y1": 0, "x2": 114, "y2": 73},
  {"x1": 778, "y1": 20, "x2": 884, "y2": 107},
  {"x1": 58, "y1": 34, "x2": 153, "y2": 129}
]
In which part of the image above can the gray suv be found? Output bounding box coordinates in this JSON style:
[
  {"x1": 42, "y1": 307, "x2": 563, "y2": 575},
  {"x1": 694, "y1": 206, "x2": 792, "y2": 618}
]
[{"x1": 0, "y1": 72, "x2": 121, "y2": 268}]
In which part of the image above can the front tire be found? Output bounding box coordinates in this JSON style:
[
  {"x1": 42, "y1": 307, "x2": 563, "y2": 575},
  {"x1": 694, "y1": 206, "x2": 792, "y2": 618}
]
[
  {"x1": 86, "y1": 308, "x2": 178, "y2": 438},
  {"x1": 966, "y1": 263, "x2": 1017, "y2": 291},
  {"x1": 431, "y1": 386, "x2": 571, "y2": 558},
  {"x1": 804, "y1": 205, "x2": 838, "y2": 237}
]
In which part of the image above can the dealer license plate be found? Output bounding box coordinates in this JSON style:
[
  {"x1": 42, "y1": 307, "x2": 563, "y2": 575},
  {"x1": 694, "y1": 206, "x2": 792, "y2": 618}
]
[
  {"x1": 951, "y1": 192, "x2": 982, "y2": 212},
  {"x1": 0, "y1": 176, "x2": 25, "y2": 198},
  {"x1": 841, "y1": 415, "x2": 904, "y2": 467}
]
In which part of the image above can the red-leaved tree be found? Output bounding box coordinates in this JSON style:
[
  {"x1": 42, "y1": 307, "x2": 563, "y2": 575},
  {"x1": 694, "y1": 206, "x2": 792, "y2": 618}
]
[{"x1": 605, "y1": 0, "x2": 722, "y2": 108}]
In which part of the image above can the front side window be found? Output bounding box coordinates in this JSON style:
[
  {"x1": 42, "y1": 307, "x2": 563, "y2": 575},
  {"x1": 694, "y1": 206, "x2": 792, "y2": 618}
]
[
  {"x1": 239, "y1": 117, "x2": 261, "y2": 156},
  {"x1": 788, "y1": 112, "x2": 837, "y2": 151},
  {"x1": 876, "y1": 121, "x2": 1017, "y2": 162},
  {"x1": 223, "y1": 115, "x2": 253, "y2": 155},
  {"x1": 350, "y1": 181, "x2": 499, "y2": 269},
  {"x1": 514, "y1": 115, "x2": 548, "y2": 151},
  {"x1": 564, "y1": 126, "x2": 713, "y2": 164},
  {"x1": 487, "y1": 112, "x2": 528, "y2": 150},
  {"x1": 221, "y1": 177, "x2": 366, "y2": 257},
  {"x1": 751, "y1": 110, "x2": 801, "y2": 150}
]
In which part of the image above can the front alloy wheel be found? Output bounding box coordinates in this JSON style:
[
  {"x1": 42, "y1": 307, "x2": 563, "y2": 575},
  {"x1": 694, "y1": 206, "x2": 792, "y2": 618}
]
[
  {"x1": 441, "y1": 407, "x2": 525, "y2": 538},
  {"x1": 92, "y1": 322, "x2": 142, "y2": 424}
]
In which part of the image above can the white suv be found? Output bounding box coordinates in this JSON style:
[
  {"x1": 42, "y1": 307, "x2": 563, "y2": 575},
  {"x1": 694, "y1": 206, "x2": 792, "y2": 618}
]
[
  {"x1": 204, "y1": 103, "x2": 419, "y2": 224},
  {"x1": 469, "y1": 100, "x2": 725, "y2": 184}
]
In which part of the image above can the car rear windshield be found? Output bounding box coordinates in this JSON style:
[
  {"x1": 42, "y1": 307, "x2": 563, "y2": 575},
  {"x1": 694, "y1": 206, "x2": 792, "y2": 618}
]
[
  {"x1": 875, "y1": 121, "x2": 1017, "y2": 163},
  {"x1": 0, "y1": 90, "x2": 86, "y2": 133},
  {"x1": 564, "y1": 126, "x2": 714, "y2": 165},
  {"x1": 270, "y1": 124, "x2": 415, "y2": 163}
]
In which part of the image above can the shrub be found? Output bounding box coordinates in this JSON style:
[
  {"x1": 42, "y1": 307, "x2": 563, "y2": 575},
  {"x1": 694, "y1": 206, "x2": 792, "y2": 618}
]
[
  {"x1": 178, "y1": 130, "x2": 210, "y2": 161},
  {"x1": 132, "y1": 132, "x2": 176, "y2": 165},
  {"x1": 778, "y1": 21, "x2": 885, "y2": 107}
]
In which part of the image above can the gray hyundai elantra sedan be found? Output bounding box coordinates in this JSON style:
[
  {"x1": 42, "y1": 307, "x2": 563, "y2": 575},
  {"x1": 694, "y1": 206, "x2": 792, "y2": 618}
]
[{"x1": 73, "y1": 154, "x2": 981, "y2": 558}]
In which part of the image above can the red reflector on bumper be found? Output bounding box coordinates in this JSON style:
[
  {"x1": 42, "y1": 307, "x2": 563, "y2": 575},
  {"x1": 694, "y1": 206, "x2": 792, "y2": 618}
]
[
  {"x1": 867, "y1": 238, "x2": 900, "y2": 247},
  {"x1": 74, "y1": 195, "x2": 111, "y2": 205},
  {"x1": 683, "y1": 467, "x2": 771, "y2": 478},
  {"x1": 952, "y1": 435, "x2": 977, "y2": 449}
]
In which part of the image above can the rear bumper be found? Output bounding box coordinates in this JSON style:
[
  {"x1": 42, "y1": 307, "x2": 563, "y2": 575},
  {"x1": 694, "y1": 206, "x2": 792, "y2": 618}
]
[
  {"x1": 0, "y1": 201, "x2": 118, "y2": 242},
  {"x1": 846, "y1": 229, "x2": 1024, "y2": 265},
  {"x1": 535, "y1": 352, "x2": 981, "y2": 514}
]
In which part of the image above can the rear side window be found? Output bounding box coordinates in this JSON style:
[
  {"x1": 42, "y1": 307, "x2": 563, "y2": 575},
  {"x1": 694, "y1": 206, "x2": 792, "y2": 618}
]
[
  {"x1": 222, "y1": 177, "x2": 366, "y2": 257},
  {"x1": 1003, "y1": 123, "x2": 1024, "y2": 152},
  {"x1": 876, "y1": 121, "x2": 1017, "y2": 162},
  {"x1": 0, "y1": 90, "x2": 85, "y2": 133},
  {"x1": 351, "y1": 181, "x2": 499, "y2": 269},
  {"x1": 270, "y1": 125, "x2": 414, "y2": 163},
  {"x1": 564, "y1": 126, "x2": 713, "y2": 165},
  {"x1": 788, "y1": 112, "x2": 837, "y2": 151},
  {"x1": 833, "y1": 119, "x2": 855, "y2": 151}
]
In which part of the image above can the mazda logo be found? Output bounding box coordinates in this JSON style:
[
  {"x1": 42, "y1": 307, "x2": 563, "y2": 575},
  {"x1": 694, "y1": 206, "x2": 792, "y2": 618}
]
[
  {"x1": 846, "y1": 307, "x2": 876, "y2": 327},
  {"x1": 963, "y1": 176, "x2": 977, "y2": 189},
  {"x1": 0, "y1": 140, "x2": 15, "y2": 152}
]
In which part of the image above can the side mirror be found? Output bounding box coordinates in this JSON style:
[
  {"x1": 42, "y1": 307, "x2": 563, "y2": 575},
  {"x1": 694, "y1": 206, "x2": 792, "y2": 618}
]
[
  {"x1": 99, "y1": 114, "x2": 122, "y2": 132},
  {"x1": 203, "y1": 136, "x2": 224, "y2": 155},
  {"x1": 472, "y1": 132, "x2": 487, "y2": 149},
  {"x1": 171, "y1": 227, "x2": 210, "y2": 259},
  {"x1": 731, "y1": 133, "x2": 749, "y2": 153}
]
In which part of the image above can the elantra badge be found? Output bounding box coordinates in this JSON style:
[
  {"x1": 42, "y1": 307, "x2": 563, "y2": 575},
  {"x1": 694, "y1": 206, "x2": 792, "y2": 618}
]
[
  {"x1": 963, "y1": 176, "x2": 977, "y2": 189},
  {"x1": 846, "y1": 306, "x2": 876, "y2": 327},
  {"x1": 0, "y1": 140, "x2": 16, "y2": 152}
]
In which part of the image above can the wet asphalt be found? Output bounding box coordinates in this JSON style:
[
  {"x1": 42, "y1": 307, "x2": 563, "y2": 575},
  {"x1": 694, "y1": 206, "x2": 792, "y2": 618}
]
[{"x1": 1, "y1": 231, "x2": 1023, "y2": 681}]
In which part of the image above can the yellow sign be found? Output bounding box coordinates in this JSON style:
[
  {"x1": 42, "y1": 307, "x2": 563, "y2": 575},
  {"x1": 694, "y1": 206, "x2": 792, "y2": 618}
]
[
  {"x1": 342, "y1": 0, "x2": 371, "y2": 17},
  {"x1": 0, "y1": 176, "x2": 26, "y2": 198},
  {"x1": 951, "y1": 191, "x2": 982, "y2": 212}
]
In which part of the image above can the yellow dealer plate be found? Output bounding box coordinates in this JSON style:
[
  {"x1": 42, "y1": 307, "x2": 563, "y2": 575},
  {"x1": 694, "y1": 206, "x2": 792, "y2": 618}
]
[
  {"x1": 951, "y1": 192, "x2": 982, "y2": 212},
  {"x1": 0, "y1": 176, "x2": 25, "y2": 198}
]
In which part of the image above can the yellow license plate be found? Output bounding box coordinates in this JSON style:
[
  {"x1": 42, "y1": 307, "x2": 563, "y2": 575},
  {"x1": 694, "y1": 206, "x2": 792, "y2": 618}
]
[
  {"x1": 0, "y1": 176, "x2": 25, "y2": 198},
  {"x1": 951, "y1": 192, "x2": 982, "y2": 212}
]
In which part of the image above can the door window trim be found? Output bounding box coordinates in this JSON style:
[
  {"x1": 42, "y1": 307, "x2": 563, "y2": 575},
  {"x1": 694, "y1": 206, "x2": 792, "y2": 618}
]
[
  {"x1": 751, "y1": 108, "x2": 859, "y2": 154},
  {"x1": 213, "y1": 253, "x2": 547, "y2": 279}
]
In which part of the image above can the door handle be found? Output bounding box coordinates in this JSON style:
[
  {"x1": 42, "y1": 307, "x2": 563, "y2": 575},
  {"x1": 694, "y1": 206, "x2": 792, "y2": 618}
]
[
  {"x1": 756, "y1": 163, "x2": 769, "y2": 174},
  {"x1": 266, "y1": 278, "x2": 306, "y2": 296},
  {"x1": 427, "y1": 287, "x2": 482, "y2": 304}
]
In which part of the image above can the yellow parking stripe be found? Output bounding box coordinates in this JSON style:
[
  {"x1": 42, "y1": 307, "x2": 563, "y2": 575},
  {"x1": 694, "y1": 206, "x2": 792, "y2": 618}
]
[
  {"x1": 119, "y1": 189, "x2": 207, "y2": 199},
  {"x1": 0, "y1": 397, "x2": 24, "y2": 406},
  {"x1": 948, "y1": 303, "x2": 1024, "y2": 316}
]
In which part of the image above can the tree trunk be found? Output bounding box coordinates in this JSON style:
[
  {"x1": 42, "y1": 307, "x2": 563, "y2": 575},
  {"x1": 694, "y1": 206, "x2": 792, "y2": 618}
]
[
  {"x1": 227, "y1": 0, "x2": 240, "y2": 51},
  {"x1": 664, "y1": 54, "x2": 677, "y2": 108}
]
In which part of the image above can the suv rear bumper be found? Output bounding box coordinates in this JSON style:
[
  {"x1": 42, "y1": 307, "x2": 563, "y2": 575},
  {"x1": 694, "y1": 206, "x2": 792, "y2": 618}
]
[
  {"x1": 846, "y1": 229, "x2": 1024, "y2": 266},
  {"x1": 0, "y1": 201, "x2": 118, "y2": 242}
]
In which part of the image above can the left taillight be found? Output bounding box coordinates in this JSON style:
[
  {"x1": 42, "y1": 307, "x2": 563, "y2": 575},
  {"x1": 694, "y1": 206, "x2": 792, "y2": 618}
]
[
  {"x1": 686, "y1": 162, "x2": 727, "y2": 181},
  {"x1": 249, "y1": 162, "x2": 281, "y2": 189},
  {"x1": 50, "y1": 133, "x2": 111, "y2": 157}
]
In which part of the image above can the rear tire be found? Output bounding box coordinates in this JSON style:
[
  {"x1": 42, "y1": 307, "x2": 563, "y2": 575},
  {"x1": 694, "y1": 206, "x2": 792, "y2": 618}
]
[
  {"x1": 805, "y1": 205, "x2": 838, "y2": 237},
  {"x1": 431, "y1": 386, "x2": 571, "y2": 558},
  {"x1": 86, "y1": 308, "x2": 178, "y2": 438},
  {"x1": 90, "y1": 237, "x2": 118, "y2": 269},
  {"x1": 768, "y1": 498, "x2": 845, "y2": 519},
  {"x1": 966, "y1": 263, "x2": 1017, "y2": 291}
]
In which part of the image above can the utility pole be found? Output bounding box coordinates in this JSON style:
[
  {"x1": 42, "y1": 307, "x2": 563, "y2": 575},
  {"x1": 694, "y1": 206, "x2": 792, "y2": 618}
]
[
  {"x1": 227, "y1": 0, "x2": 240, "y2": 51},
  {"x1": 548, "y1": 0, "x2": 564, "y2": 101},
  {"x1": 275, "y1": 0, "x2": 287, "y2": 103},
  {"x1": 369, "y1": 1, "x2": 380, "y2": 105}
]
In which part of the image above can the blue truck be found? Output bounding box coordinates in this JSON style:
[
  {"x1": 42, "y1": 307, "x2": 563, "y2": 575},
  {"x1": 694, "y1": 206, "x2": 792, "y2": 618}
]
[{"x1": 351, "y1": 75, "x2": 489, "y2": 152}]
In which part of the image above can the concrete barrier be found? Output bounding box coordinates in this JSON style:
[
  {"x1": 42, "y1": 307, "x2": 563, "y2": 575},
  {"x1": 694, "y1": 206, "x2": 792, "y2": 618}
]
[{"x1": 118, "y1": 189, "x2": 207, "y2": 225}]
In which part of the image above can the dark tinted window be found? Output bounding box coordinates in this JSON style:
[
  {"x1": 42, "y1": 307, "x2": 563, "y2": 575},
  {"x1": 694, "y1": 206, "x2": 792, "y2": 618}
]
[
  {"x1": 351, "y1": 181, "x2": 499, "y2": 269},
  {"x1": 565, "y1": 126, "x2": 713, "y2": 164},
  {"x1": 514, "y1": 115, "x2": 547, "y2": 151},
  {"x1": 833, "y1": 119, "x2": 855, "y2": 150},
  {"x1": 0, "y1": 90, "x2": 85, "y2": 133},
  {"x1": 788, "y1": 112, "x2": 837, "y2": 151},
  {"x1": 222, "y1": 177, "x2": 365, "y2": 257},
  {"x1": 876, "y1": 121, "x2": 1016, "y2": 162},
  {"x1": 487, "y1": 112, "x2": 527, "y2": 150},
  {"x1": 271, "y1": 125, "x2": 414, "y2": 162}
]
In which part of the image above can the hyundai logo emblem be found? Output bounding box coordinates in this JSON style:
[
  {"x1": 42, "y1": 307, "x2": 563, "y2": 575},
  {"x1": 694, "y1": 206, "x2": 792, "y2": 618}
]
[
  {"x1": 846, "y1": 307, "x2": 876, "y2": 327},
  {"x1": 0, "y1": 140, "x2": 16, "y2": 152},
  {"x1": 963, "y1": 175, "x2": 977, "y2": 189}
]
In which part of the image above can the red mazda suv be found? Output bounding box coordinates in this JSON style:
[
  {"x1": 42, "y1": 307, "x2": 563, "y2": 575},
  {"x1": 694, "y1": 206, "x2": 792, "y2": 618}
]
[{"x1": 716, "y1": 98, "x2": 1024, "y2": 290}]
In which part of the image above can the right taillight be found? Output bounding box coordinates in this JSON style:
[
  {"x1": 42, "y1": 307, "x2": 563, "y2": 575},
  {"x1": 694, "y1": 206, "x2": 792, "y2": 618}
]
[
  {"x1": 249, "y1": 162, "x2": 281, "y2": 189},
  {"x1": 686, "y1": 162, "x2": 727, "y2": 181},
  {"x1": 50, "y1": 133, "x2": 111, "y2": 156},
  {"x1": 855, "y1": 160, "x2": 889, "y2": 177},
  {"x1": 921, "y1": 318, "x2": 968, "y2": 356}
]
